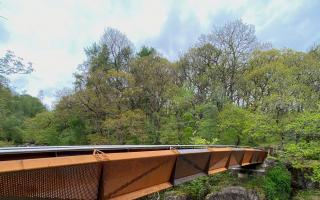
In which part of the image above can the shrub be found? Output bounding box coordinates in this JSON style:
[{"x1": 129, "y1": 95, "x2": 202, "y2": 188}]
[
  {"x1": 282, "y1": 142, "x2": 320, "y2": 183},
  {"x1": 293, "y1": 189, "x2": 320, "y2": 200},
  {"x1": 181, "y1": 176, "x2": 210, "y2": 199},
  {"x1": 263, "y1": 165, "x2": 292, "y2": 200},
  {"x1": 311, "y1": 165, "x2": 320, "y2": 183}
]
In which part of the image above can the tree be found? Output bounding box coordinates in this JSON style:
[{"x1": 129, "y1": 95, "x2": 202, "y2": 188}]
[
  {"x1": 0, "y1": 87, "x2": 45, "y2": 144},
  {"x1": 12, "y1": 94, "x2": 46, "y2": 118},
  {"x1": 159, "y1": 87, "x2": 195, "y2": 144},
  {"x1": 218, "y1": 104, "x2": 253, "y2": 146},
  {"x1": 131, "y1": 54, "x2": 175, "y2": 144},
  {"x1": 0, "y1": 50, "x2": 38, "y2": 145},
  {"x1": 16, "y1": 23, "x2": 318, "y2": 155},
  {"x1": 62, "y1": 68, "x2": 139, "y2": 143},
  {"x1": 22, "y1": 112, "x2": 60, "y2": 145},
  {"x1": 0, "y1": 51, "x2": 33, "y2": 85},
  {"x1": 179, "y1": 43, "x2": 223, "y2": 105},
  {"x1": 100, "y1": 28, "x2": 134, "y2": 72},
  {"x1": 206, "y1": 19, "x2": 258, "y2": 102},
  {"x1": 285, "y1": 112, "x2": 320, "y2": 143},
  {"x1": 243, "y1": 49, "x2": 320, "y2": 148},
  {"x1": 104, "y1": 109, "x2": 147, "y2": 144},
  {"x1": 137, "y1": 46, "x2": 156, "y2": 57},
  {"x1": 69, "y1": 28, "x2": 137, "y2": 142},
  {"x1": 309, "y1": 43, "x2": 320, "y2": 60}
]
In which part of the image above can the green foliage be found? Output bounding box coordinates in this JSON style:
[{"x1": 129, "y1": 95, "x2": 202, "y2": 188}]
[
  {"x1": 284, "y1": 142, "x2": 320, "y2": 161},
  {"x1": 22, "y1": 112, "x2": 60, "y2": 145},
  {"x1": 0, "y1": 140, "x2": 14, "y2": 147},
  {"x1": 177, "y1": 173, "x2": 237, "y2": 199},
  {"x1": 0, "y1": 24, "x2": 319, "y2": 200},
  {"x1": 159, "y1": 114, "x2": 191, "y2": 144},
  {"x1": 0, "y1": 115, "x2": 22, "y2": 143},
  {"x1": 0, "y1": 86, "x2": 46, "y2": 144},
  {"x1": 12, "y1": 94, "x2": 45, "y2": 118},
  {"x1": 174, "y1": 171, "x2": 268, "y2": 199},
  {"x1": 1, "y1": 20, "x2": 320, "y2": 200},
  {"x1": 190, "y1": 136, "x2": 212, "y2": 145},
  {"x1": 195, "y1": 103, "x2": 219, "y2": 141},
  {"x1": 57, "y1": 115, "x2": 88, "y2": 145},
  {"x1": 26, "y1": 22, "x2": 318, "y2": 151},
  {"x1": 159, "y1": 87, "x2": 195, "y2": 144},
  {"x1": 285, "y1": 112, "x2": 320, "y2": 142},
  {"x1": 181, "y1": 176, "x2": 211, "y2": 199},
  {"x1": 218, "y1": 104, "x2": 253, "y2": 145},
  {"x1": 22, "y1": 110, "x2": 90, "y2": 145},
  {"x1": 312, "y1": 165, "x2": 320, "y2": 183},
  {"x1": 281, "y1": 142, "x2": 320, "y2": 183},
  {"x1": 0, "y1": 50, "x2": 33, "y2": 85},
  {"x1": 263, "y1": 165, "x2": 292, "y2": 200},
  {"x1": 293, "y1": 189, "x2": 320, "y2": 200},
  {"x1": 104, "y1": 109, "x2": 147, "y2": 144},
  {"x1": 137, "y1": 46, "x2": 156, "y2": 57},
  {"x1": 87, "y1": 133, "x2": 109, "y2": 145}
]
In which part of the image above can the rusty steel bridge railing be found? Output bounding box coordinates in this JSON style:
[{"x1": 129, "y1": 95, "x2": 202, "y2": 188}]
[{"x1": 0, "y1": 145, "x2": 268, "y2": 200}]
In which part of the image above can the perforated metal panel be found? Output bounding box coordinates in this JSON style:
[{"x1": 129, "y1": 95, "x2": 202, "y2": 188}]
[
  {"x1": 0, "y1": 163, "x2": 102, "y2": 200},
  {"x1": 0, "y1": 147, "x2": 268, "y2": 200},
  {"x1": 102, "y1": 151, "x2": 177, "y2": 200}
]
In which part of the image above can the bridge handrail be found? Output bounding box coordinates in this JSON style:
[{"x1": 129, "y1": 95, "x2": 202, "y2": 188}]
[{"x1": 0, "y1": 144, "x2": 264, "y2": 155}]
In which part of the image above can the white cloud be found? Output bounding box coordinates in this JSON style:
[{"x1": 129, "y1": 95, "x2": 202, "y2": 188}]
[
  {"x1": 0, "y1": 0, "x2": 174, "y2": 107},
  {"x1": 0, "y1": 0, "x2": 318, "y2": 107}
]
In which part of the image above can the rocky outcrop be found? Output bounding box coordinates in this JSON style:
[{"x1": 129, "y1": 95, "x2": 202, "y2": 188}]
[
  {"x1": 206, "y1": 186, "x2": 262, "y2": 200},
  {"x1": 263, "y1": 157, "x2": 277, "y2": 170},
  {"x1": 289, "y1": 167, "x2": 320, "y2": 189}
]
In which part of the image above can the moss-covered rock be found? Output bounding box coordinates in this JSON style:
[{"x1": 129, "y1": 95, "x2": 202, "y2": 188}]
[
  {"x1": 206, "y1": 186, "x2": 261, "y2": 200},
  {"x1": 164, "y1": 191, "x2": 190, "y2": 200}
]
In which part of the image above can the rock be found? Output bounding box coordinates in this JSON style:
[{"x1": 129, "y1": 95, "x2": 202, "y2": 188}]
[
  {"x1": 289, "y1": 167, "x2": 320, "y2": 190},
  {"x1": 206, "y1": 186, "x2": 262, "y2": 200},
  {"x1": 263, "y1": 157, "x2": 277, "y2": 170},
  {"x1": 164, "y1": 191, "x2": 190, "y2": 200},
  {"x1": 237, "y1": 172, "x2": 249, "y2": 178}
]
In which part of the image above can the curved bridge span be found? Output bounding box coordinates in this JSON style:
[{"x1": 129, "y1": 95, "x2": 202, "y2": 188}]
[{"x1": 0, "y1": 145, "x2": 267, "y2": 200}]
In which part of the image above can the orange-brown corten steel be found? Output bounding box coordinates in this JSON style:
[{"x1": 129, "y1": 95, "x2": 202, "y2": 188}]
[
  {"x1": 0, "y1": 147, "x2": 267, "y2": 200},
  {"x1": 208, "y1": 148, "x2": 233, "y2": 174},
  {"x1": 101, "y1": 150, "x2": 178, "y2": 200}
]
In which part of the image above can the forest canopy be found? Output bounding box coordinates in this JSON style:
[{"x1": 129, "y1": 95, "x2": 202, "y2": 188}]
[{"x1": 0, "y1": 20, "x2": 319, "y2": 150}]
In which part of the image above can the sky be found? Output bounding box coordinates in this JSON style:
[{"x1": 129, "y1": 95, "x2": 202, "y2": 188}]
[{"x1": 0, "y1": 0, "x2": 319, "y2": 108}]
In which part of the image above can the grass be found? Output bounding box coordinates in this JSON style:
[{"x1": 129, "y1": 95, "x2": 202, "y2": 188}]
[
  {"x1": 293, "y1": 189, "x2": 320, "y2": 200},
  {"x1": 172, "y1": 171, "x2": 266, "y2": 199}
]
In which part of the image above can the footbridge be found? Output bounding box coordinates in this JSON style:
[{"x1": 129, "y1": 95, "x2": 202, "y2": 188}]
[{"x1": 0, "y1": 145, "x2": 267, "y2": 200}]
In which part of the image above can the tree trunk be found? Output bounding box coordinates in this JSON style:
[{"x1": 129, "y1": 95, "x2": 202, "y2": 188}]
[{"x1": 235, "y1": 135, "x2": 240, "y2": 146}]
